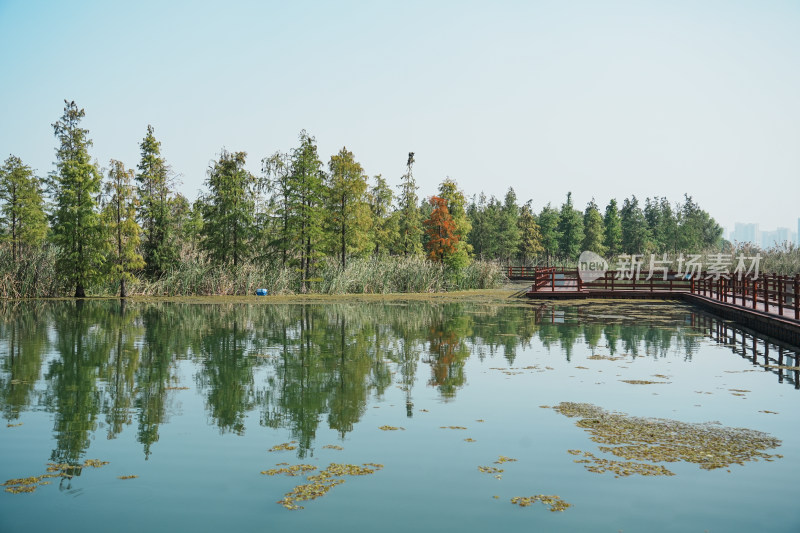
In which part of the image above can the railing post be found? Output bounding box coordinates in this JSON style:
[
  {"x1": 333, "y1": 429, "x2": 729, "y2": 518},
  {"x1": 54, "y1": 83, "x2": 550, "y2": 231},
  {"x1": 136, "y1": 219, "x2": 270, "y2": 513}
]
[
  {"x1": 551, "y1": 270, "x2": 555, "y2": 292},
  {"x1": 778, "y1": 275, "x2": 784, "y2": 316},
  {"x1": 794, "y1": 275, "x2": 799, "y2": 320},
  {"x1": 690, "y1": 277, "x2": 694, "y2": 293},
  {"x1": 764, "y1": 275, "x2": 770, "y2": 313}
]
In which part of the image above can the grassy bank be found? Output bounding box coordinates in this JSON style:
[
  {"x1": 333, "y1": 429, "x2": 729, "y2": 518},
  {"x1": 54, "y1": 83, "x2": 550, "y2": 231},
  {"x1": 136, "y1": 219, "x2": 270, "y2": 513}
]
[{"x1": 0, "y1": 246, "x2": 505, "y2": 298}]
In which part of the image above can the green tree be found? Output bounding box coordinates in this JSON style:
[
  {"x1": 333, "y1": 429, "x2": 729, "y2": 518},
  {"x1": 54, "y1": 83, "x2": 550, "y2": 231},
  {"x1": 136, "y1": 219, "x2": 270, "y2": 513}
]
[
  {"x1": 557, "y1": 192, "x2": 584, "y2": 260},
  {"x1": 136, "y1": 125, "x2": 176, "y2": 276},
  {"x1": 466, "y1": 193, "x2": 491, "y2": 260},
  {"x1": 325, "y1": 147, "x2": 370, "y2": 268},
  {"x1": 582, "y1": 198, "x2": 606, "y2": 256},
  {"x1": 368, "y1": 175, "x2": 395, "y2": 256},
  {"x1": 620, "y1": 196, "x2": 650, "y2": 254},
  {"x1": 538, "y1": 203, "x2": 561, "y2": 265},
  {"x1": 603, "y1": 199, "x2": 622, "y2": 257},
  {"x1": 288, "y1": 131, "x2": 325, "y2": 288},
  {"x1": 261, "y1": 151, "x2": 292, "y2": 266},
  {"x1": 677, "y1": 194, "x2": 722, "y2": 251},
  {"x1": 396, "y1": 152, "x2": 423, "y2": 256},
  {"x1": 102, "y1": 160, "x2": 145, "y2": 298},
  {"x1": 48, "y1": 100, "x2": 106, "y2": 298},
  {"x1": 498, "y1": 188, "x2": 521, "y2": 264},
  {"x1": 0, "y1": 155, "x2": 48, "y2": 262},
  {"x1": 518, "y1": 200, "x2": 543, "y2": 264},
  {"x1": 200, "y1": 150, "x2": 256, "y2": 267}
]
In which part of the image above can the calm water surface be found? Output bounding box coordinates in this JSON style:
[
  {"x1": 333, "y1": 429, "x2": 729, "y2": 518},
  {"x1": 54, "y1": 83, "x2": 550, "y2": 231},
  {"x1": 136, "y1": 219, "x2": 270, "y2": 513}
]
[{"x1": 1, "y1": 300, "x2": 799, "y2": 532}]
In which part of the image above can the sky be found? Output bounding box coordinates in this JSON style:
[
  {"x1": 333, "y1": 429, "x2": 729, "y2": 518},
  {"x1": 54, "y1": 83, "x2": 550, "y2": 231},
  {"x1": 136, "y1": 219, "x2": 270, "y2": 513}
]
[{"x1": 1, "y1": 0, "x2": 798, "y2": 235}]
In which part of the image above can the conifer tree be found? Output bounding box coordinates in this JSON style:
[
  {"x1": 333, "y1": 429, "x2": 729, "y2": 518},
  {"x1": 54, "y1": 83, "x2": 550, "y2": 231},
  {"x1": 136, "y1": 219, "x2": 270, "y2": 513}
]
[
  {"x1": 48, "y1": 100, "x2": 106, "y2": 297},
  {"x1": 261, "y1": 151, "x2": 292, "y2": 266},
  {"x1": 368, "y1": 175, "x2": 394, "y2": 256},
  {"x1": 288, "y1": 131, "x2": 324, "y2": 288},
  {"x1": 582, "y1": 198, "x2": 606, "y2": 256},
  {"x1": 557, "y1": 192, "x2": 584, "y2": 260},
  {"x1": 603, "y1": 199, "x2": 623, "y2": 257},
  {"x1": 136, "y1": 125, "x2": 176, "y2": 276},
  {"x1": 397, "y1": 152, "x2": 423, "y2": 256},
  {"x1": 518, "y1": 200, "x2": 543, "y2": 264},
  {"x1": 437, "y1": 178, "x2": 471, "y2": 268},
  {"x1": 102, "y1": 160, "x2": 144, "y2": 297},
  {"x1": 0, "y1": 155, "x2": 48, "y2": 262},
  {"x1": 498, "y1": 188, "x2": 521, "y2": 263},
  {"x1": 538, "y1": 203, "x2": 561, "y2": 265},
  {"x1": 423, "y1": 196, "x2": 458, "y2": 264},
  {"x1": 326, "y1": 147, "x2": 370, "y2": 268},
  {"x1": 620, "y1": 196, "x2": 650, "y2": 254},
  {"x1": 200, "y1": 150, "x2": 256, "y2": 267}
]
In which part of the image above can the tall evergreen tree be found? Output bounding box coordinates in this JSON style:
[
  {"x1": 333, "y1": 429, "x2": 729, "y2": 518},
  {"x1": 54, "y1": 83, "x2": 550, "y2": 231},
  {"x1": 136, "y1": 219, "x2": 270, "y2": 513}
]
[
  {"x1": 0, "y1": 155, "x2": 48, "y2": 262},
  {"x1": 582, "y1": 198, "x2": 606, "y2": 256},
  {"x1": 325, "y1": 147, "x2": 370, "y2": 268},
  {"x1": 620, "y1": 196, "x2": 650, "y2": 254},
  {"x1": 518, "y1": 200, "x2": 543, "y2": 264},
  {"x1": 557, "y1": 192, "x2": 584, "y2": 260},
  {"x1": 538, "y1": 203, "x2": 561, "y2": 265},
  {"x1": 498, "y1": 188, "x2": 521, "y2": 263},
  {"x1": 136, "y1": 125, "x2": 175, "y2": 276},
  {"x1": 200, "y1": 150, "x2": 256, "y2": 267},
  {"x1": 396, "y1": 152, "x2": 423, "y2": 256},
  {"x1": 603, "y1": 199, "x2": 622, "y2": 257},
  {"x1": 48, "y1": 100, "x2": 106, "y2": 297},
  {"x1": 368, "y1": 175, "x2": 394, "y2": 256},
  {"x1": 102, "y1": 160, "x2": 144, "y2": 297},
  {"x1": 261, "y1": 151, "x2": 292, "y2": 266},
  {"x1": 467, "y1": 193, "x2": 491, "y2": 260},
  {"x1": 288, "y1": 131, "x2": 324, "y2": 288}
]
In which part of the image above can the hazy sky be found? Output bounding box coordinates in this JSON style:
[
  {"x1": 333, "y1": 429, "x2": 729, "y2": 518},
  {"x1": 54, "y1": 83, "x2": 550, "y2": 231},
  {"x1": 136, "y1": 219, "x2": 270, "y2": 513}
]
[{"x1": 1, "y1": 0, "x2": 798, "y2": 234}]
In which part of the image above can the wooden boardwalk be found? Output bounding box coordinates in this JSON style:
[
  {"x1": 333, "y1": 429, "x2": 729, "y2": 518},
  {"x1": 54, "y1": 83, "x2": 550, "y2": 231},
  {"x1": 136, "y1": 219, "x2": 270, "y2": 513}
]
[{"x1": 524, "y1": 267, "x2": 800, "y2": 346}]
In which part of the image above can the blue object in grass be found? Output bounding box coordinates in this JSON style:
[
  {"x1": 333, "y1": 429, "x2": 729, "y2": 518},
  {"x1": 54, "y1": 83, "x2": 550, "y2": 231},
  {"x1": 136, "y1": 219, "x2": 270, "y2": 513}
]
[{"x1": 256, "y1": 288, "x2": 268, "y2": 296}]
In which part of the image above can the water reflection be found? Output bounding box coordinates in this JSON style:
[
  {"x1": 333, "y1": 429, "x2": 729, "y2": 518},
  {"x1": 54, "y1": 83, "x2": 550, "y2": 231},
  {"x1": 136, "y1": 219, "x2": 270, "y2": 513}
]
[{"x1": 0, "y1": 300, "x2": 797, "y2": 464}]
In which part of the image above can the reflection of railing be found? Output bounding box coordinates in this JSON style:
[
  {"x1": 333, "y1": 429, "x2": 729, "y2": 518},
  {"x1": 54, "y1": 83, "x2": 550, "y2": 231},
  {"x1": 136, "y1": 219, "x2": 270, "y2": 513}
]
[{"x1": 693, "y1": 312, "x2": 800, "y2": 388}]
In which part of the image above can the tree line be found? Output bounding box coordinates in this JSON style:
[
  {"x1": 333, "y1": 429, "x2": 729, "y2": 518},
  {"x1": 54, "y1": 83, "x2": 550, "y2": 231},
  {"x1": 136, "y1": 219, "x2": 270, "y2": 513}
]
[{"x1": 0, "y1": 100, "x2": 723, "y2": 297}]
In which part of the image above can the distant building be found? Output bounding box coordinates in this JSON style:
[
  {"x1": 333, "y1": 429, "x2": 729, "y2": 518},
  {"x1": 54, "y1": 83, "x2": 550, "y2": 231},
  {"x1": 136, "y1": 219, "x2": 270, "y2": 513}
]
[
  {"x1": 761, "y1": 227, "x2": 792, "y2": 249},
  {"x1": 732, "y1": 222, "x2": 760, "y2": 245}
]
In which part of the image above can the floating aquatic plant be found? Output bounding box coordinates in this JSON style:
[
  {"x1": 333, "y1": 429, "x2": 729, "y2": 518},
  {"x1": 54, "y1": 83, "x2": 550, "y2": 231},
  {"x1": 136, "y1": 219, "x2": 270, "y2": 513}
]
[
  {"x1": 478, "y1": 466, "x2": 504, "y2": 474},
  {"x1": 378, "y1": 426, "x2": 404, "y2": 431},
  {"x1": 553, "y1": 402, "x2": 781, "y2": 473},
  {"x1": 440, "y1": 426, "x2": 467, "y2": 430},
  {"x1": 464, "y1": 438, "x2": 476, "y2": 442},
  {"x1": 118, "y1": 475, "x2": 138, "y2": 480},
  {"x1": 6, "y1": 422, "x2": 23, "y2": 428},
  {"x1": 261, "y1": 464, "x2": 317, "y2": 477},
  {"x1": 323, "y1": 444, "x2": 344, "y2": 450},
  {"x1": 495, "y1": 456, "x2": 517, "y2": 464},
  {"x1": 620, "y1": 380, "x2": 670, "y2": 385},
  {"x1": 275, "y1": 463, "x2": 384, "y2": 510},
  {"x1": 269, "y1": 442, "x2": 298, "y2": 452},
  {"x1": 510, "y1": 495, "x2": 571, "y2": 512}
]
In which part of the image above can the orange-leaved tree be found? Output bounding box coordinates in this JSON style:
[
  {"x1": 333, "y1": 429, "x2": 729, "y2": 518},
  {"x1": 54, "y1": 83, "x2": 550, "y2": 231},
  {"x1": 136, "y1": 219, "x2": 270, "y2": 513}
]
[{"x1": 423, "y1": 196, "x2": 459, "y2": 263}]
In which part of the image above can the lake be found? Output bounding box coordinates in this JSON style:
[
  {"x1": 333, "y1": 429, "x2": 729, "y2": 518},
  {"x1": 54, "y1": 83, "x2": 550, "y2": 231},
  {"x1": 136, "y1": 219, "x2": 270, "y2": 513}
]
[{"x1": 1, "y1": 299, "x2": 799, "y2": 532}]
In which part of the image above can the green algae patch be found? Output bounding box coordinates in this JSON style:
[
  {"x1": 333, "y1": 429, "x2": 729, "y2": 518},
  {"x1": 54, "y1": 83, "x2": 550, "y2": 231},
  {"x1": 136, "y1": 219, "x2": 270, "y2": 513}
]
[
  {"x1": 269, "y1": 441, "x2": 298, "y2": 452},
  {"x1": 275, "y1": 463, "x2": 384, "y2": 510},
  {"x1": 553, "y1": 402, "x2": 781, "y2": 474},
  {"x1": 378, "y1": 425, "x2": 404, "y2": 431},
  {"x1": 4, "y1": 459, "x2": 110, "y2": 494},
  {"x1": 510, "y1": 495, "x2": 571, "y2": 512},
  {"x1": 261, "y1": 464, "x2": 317, "y2": 477}
]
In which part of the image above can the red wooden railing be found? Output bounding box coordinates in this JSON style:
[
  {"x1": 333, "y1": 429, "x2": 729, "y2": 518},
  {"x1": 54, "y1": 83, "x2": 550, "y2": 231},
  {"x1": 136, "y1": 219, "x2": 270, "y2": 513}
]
[{"x1": 526, "y1": 268, "x2": 800, "y2": 321}]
